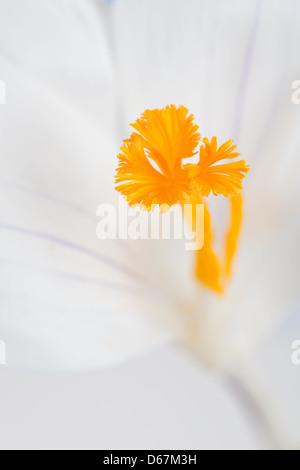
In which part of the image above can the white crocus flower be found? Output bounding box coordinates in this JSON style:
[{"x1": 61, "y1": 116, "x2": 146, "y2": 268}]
[{"x1": 0, "y1": 0, "x2": 300, "y2": 448}]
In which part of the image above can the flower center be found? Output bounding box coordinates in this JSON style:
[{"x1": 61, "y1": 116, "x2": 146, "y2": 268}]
[{"x1": 115, "y1": 105, "x2": 249, "y2": 293}]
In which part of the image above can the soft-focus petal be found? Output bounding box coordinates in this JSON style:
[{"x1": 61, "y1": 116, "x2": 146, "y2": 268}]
[
  {"x1": 112, "y1": 0, "x2": 300, "y2": 362},
  {"x1": 0, "y1": 0, "x2": 172, "y2": 370},
  {"x1": 233, "y1": 306, "x2": 300, "y2": 449},
  {"x1": 112, "y1": 0, "x2": 262, "y2": 139}
]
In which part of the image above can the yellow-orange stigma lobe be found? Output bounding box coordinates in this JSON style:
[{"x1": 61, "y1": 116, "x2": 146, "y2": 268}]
[
  {"x1": 115, "y1": 105, "x2": 200, "y2": 210},
  {"x1": 185, "y1": 137, "x2": 250, "y2": 198}
]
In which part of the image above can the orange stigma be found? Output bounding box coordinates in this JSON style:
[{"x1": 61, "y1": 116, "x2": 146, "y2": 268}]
[{"x1": 115, "y1": 105, "x2": 250, "y2": 293}]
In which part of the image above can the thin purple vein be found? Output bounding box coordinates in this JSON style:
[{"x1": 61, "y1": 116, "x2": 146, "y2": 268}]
[
  {"x1": 0, "y1": 179, "x2": 137, "y2": 257},
  {"x1": 232, "y1": 0, "x2": 263, "y2": 141},
  {"x1": 0, "y1": 178, "x2": 96, "y2": 221},
  {"x1": 0, "y1": 222, "x2": 143, "y2": 281},
  {"x1": 0, "y1": 257, "x2": 145, "y2": 295}
]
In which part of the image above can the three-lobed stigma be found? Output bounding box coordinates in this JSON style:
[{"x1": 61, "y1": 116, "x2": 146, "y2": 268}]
[{"x1": 115, "y1": 105, "x2": 250, "y2": 293}]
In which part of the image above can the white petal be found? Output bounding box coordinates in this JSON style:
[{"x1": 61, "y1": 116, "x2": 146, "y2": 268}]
[
  {"x1": 0, "y1": 0, "x2": 171, "y2": 370},
  {"x1": 0, "y1": 346, "x2": 267, "y2": 450},
  {"x1": 233, "y1": 307, "x2": 300, "y2": 449},
  {"x1": 112, "y1": 0, "x2": 264, "y2": 139},
  {"x1": 111, "y1": 0, "x2": 300, "y2": 364}
]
